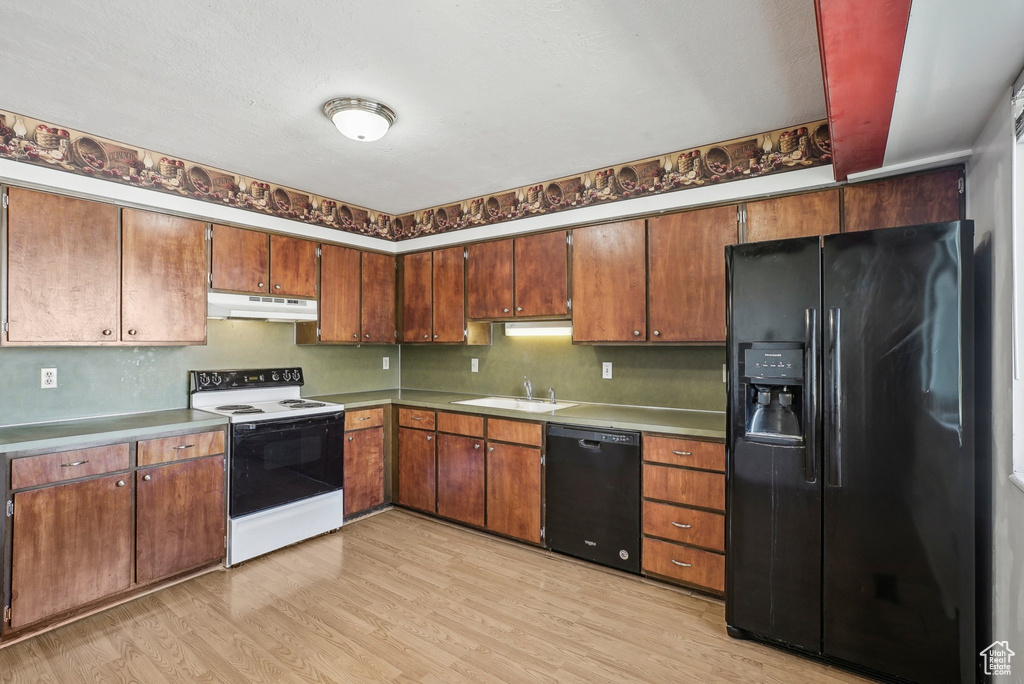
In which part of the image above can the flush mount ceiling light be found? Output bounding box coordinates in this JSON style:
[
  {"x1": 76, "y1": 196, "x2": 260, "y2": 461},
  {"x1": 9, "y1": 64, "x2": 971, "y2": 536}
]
[{"x1": 323, "y1": 98, "x2": 396, "y2": 142}]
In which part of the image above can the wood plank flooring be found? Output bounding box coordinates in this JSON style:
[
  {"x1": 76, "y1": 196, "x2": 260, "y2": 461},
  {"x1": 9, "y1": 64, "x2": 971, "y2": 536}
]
[{"x1": 0, "y1": 509, "x2": 872, "y2": 683}]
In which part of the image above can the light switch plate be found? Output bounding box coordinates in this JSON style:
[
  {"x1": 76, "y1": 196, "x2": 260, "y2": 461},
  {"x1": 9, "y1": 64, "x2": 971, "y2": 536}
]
[
  {"x1": 602, "y1": 362, "x2": 612, "y2": 380},
  {"x1": 471, "y1": 358, "x2": 479, "y2": 373},
  {"x1": 383, "y1": 356, "x2": 390, "y2": 370},
  {"x1": 41, "y1": 367, "x2": 57, "y2": 389}
]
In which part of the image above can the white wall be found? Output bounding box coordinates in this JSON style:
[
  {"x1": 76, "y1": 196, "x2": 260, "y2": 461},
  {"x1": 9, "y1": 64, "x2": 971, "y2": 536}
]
[{"x1": 966, "y1": 88, "x2": 1024, "y2": 668}]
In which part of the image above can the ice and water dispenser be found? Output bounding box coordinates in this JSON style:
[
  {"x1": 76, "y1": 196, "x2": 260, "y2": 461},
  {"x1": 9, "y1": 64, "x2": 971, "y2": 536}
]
[{"x1": 739, "y1": 344, "x2": 805, "y2": 442}]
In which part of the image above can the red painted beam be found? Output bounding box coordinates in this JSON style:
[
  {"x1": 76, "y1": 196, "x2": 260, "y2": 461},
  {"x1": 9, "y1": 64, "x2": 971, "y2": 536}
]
[{"x1": 814, "y1": 0, "x2": 911, "y2": 180}]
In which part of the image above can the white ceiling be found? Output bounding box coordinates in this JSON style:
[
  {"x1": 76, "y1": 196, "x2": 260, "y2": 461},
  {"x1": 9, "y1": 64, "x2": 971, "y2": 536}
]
[
  {"x1": 885, "y1": 0, "x2": 1024, "y2": 167},
  {"x1": 0, "y1": 1, "x2": 826, "y2": 215}
]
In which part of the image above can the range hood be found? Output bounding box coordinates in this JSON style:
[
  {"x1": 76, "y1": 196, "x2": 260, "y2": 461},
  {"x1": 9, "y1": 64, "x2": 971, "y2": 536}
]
[{"x1": 207, "y1": 292, "x2": 317, "y2": 322}]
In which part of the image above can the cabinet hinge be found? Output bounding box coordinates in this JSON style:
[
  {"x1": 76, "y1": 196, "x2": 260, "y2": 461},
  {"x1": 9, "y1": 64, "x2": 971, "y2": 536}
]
[
  {"x1": 316, "y1": 246, "x2": 322, "y2": 257},
  {"x1": 958, "y1": 177, "x2": 965, "y2": 194},
  {"x1": 208, "y1": 272, "x2": 213, "y2": 285},
  {"x1": 540, "y1": 455, "x2": 545, "y2": 466},
  {"x1": 6, "y1": 500, "x2": 13, "y2": 517},
  {"x1": 464, "y1": 329, "x2": 468, "y2": 339},
  {"x1": 463, "y1": 248, "x2": 468, "y2": 260},
  {"x1": 566, "y1": 234, "x2": 573, "y2": 245},
  {"x1": 316, "y1": 327, "x2": 321, "y2": 339},
  {"x1": 2, "y1": 192, "x2": 8, "y2": 209},
  {"x1": 567, "y1": 298, "x2": 572, "y2": 311},
  {"x1": 1, "y1": 320, "x2": 7, "y2": 334},
  {"x1": 3, "y1": 606, "x2": 10, "y2": 624},
  {"x1": 205, "y1": 226, "x2": 212, "y2": 240},
  {"x1": 540, "y1": 526, "x2": 545, "y2": 540}
]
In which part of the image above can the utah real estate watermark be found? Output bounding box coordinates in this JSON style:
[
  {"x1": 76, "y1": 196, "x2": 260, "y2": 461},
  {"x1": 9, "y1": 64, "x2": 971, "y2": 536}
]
[{"x1": 981, "y1": 641, "x2": 1015, "y2": 676}]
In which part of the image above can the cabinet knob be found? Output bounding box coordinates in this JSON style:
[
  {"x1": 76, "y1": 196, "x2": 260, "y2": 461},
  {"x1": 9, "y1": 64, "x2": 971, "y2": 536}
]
[
  {"x1": 348, "y1": 436, "x2": 353, "y2": 442},
  {"x1": 488, "y1": 446, "x2": 495, "y2": 452},
  {"x1": 653, "y1": 330, "x2": 660, "y2": 337},
  {"x1": 353, "y1": 334, "x2": 359, "y2": 339},
  {"x1": 116, "y1": 480, "x2": 126, "y2": 487},
  {"x1": 142, "y1": 474, "x2": 152, "y2": 482},
  {"x1": 365, "y1": 333, "x2": 370, "y2": 339},
  {"x1": 423, "y1": 334, "x2": 429, "y2": 339},
  {"x1": 426, "y1": 435, "x2": 433, "y2": 441},
  {"x1": 102, "y1": 329, "x2": 112, "y2": 336},
  {"x1": 503, "y1": 308, "x2": 510, "y2": 313},
  {"x1": 258, "y1": 282, "x2": 264, "y2": 288},
  {"x1": 275, "y1": 284, "x2": 281, "y2": 290},
  {"x1": 516, "y1": 306, "x2": 523, "y2": 312},
  {"x1": 473, "y1": 443, "x2": 481, "y2": 449},
  {"x1": 128, "y1": 329, "x2": 137, "y2": 336},
  {"x1": 433, "y1": 334, "x2": 438, "y2": 339},
  {"x1": 633, "y1": 330, "x2": 640, "y2": 337}
]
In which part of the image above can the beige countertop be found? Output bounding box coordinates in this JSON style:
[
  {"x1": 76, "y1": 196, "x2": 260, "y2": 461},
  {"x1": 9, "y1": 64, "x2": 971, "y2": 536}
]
[{"x1": 311, "y1": 389, "x2": 726, "y2": 440}]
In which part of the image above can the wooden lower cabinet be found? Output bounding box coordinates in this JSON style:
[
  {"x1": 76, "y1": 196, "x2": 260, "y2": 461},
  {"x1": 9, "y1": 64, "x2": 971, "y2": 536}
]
[
  {"x1": 136, "y1": 455, "x2": 226, "y2": 584},
  {"x1": 10, "y1": 474, "x2": 133, "y2": 629},
  {"x1": 486, "y1": 442, "x2": 542, "y2": 544},
  {"x1": 397, "y1": 427, "x2": 436, "y2": 513},
  {"x1": 344, "y1": 426, "x2": 385, "y2": 517},
  {"x1": 436, "y1": 434, "x2": 485, "y2": 527}
]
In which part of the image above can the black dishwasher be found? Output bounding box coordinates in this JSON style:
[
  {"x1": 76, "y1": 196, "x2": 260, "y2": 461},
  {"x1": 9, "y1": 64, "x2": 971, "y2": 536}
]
[{"x1": 545, "y1": 424, "x2": 641, "y2": 574}]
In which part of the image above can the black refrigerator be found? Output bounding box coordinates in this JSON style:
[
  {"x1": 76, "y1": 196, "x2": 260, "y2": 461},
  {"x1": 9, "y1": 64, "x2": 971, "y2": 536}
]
[{"x1": 725, "y1": 222, "x2": 976, "y2": 684}]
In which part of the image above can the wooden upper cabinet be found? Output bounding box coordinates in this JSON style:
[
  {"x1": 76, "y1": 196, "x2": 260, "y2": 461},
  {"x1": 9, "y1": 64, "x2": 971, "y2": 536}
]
[
  {"x1": 432, "y1": 246, "x2": 465, "y2": 342},
  {"x1": 10, "y1": 474, "x2": 132, "y2": 629},
  {"x1": 745, "y1": 189, "x2": 840, "y2": 243},
  {"x1": 844, "y1": 168, "x2": 963, "y2": 232},
  {"x1": 136, "y1": 455, "x2": 226, "y2": 584},
  {"x1": 402, "y1": 252, "x2": 433, "y2": 342},
  {"x1": 467, "y1": 240, "x2": 514, "y2": 319},
  {"x1": 361, "y1": 252, "x2": 397, "y2": 343},
  {"x1": 319, "y1": 244, "x2": 361, "y2": 343},
  {"x1": 6, "y1": 188, "x2": 119, "y2": 343},
  {"x1": 515, "y1": 231, "x2": 569, "y2": 318},
  {"x1": 269, "y1": 235, "x2": 317, "y2": 298},
  {"x1": 210, "y1": 224, "x2": 269, "y2": 293},
  {"x1": 648, "y1": 206, "x2": 736, "y2": 342},
  {"x1": 571, "y1": 221, "x2": 647, "y2": 342},
  {"x1": 121, "y1": 209, "x2": 207, "y2": 344}
]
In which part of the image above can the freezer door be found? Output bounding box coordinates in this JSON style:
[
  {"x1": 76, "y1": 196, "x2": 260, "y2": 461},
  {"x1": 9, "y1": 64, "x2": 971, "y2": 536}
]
[
  {"x1": 821, "y1": 222, "x2": 975, "y2": 683},
  {"x1": 725, "y1": 236, "x2": 822, "y2": 651}
]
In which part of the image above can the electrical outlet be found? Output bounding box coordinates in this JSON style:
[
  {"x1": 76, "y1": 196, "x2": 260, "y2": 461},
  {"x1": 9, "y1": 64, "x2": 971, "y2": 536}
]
[
  {"x1": 40, "y1": 367, "x2": 57, "y2": 389},
  {"x1": 602, "y1": 362, "x2": 612, "y2": 380},
  {"x1": 471, "y1": 358, "x2": 479, "y2": 373},
  {"x1": 383, "y1": 356, "x2": 390, "y2": 370}
]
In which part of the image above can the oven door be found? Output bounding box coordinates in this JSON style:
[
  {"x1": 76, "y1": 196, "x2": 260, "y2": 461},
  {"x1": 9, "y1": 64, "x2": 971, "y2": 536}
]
[{"x1": 230, "y1": 412, "x2": 345, "y2": 517}]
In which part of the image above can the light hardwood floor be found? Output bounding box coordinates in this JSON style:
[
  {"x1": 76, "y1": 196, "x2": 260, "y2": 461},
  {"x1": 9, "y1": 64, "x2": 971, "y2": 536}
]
[{"x1": 0, "y1": 509, "x2": 872, "y2": 683}]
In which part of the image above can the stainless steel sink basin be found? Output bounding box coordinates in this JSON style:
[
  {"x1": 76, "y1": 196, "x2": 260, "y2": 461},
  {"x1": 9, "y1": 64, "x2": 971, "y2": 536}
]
[{"x1": 451, "y1": 397, "x2": 578, "y2": 413}]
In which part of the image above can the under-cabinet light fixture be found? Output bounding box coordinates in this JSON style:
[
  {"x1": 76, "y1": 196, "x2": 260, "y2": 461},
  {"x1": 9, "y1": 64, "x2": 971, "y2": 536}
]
[{"x1": 504, "y1": 321, "x2": 573, "y2": 337}]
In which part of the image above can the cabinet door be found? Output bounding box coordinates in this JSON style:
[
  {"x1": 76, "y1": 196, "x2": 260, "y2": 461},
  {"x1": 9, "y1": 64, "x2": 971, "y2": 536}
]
[
  {"x1": 6, "y1": 188, "x2": 119, "y2": 343},
  {"x1": 515, "y1": 231, "x2": 569, "y2": 317},
  {"x1": 397, "y1": 427, "x2": 436, "y2": 512},
  {"x1": 344, "y1": 427, "x2": 385, "y2": 516},
  {"x1": 269, "y1": 235, "x2": 317, "y2": 298},
  {"x1": 136, "y1": 455, "x2": 226, "y2": 584},
  {"x1": 211, "y1": 224, "x2": 269, "y2": 293},
  {"x1": 10, "y1": 474, "x2": 132, "y2": 629},
  {"x1": 121, "y1": 209, "x2": 207, "y2": 344},
  {"x1": 402, "y1": 252, "x2": 433, "y2": 342},
  {"x1": 571, "y1": 221, "x2": 647, "y2": 342},
  {"x1": 486, "y1": 443, "x2": 542, "y2": 543},
  {"x1": 361, "y1": 252, "x2": 396, "y2": 343},
  {"x1": 844, "y1": 168, "x2": 962, "y2": 232},
  {"x1": 437, "y1": 434, "x2": 485, "y2": 526},
  {"x1": 745, "y1": 189, "x2": 840, "y2": 243},
  {"x1": 320, "y1": 244, "x2": 361, "y2": 343},
  {"x1": 432, "y1": 246, "x2": 465, "y2": 342},
  {"x1": 648, "y1": 206, "x2": 736, "y2": 342},
  {"x1": 467, "y1": 240, "x2": 514, "y2": 319}
]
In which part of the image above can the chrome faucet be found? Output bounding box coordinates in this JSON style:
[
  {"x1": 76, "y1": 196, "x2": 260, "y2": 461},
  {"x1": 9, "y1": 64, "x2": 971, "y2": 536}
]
[
  {"x1": 548, "y1": 387, "x2": 557, "y2": 404},
  {"x1": 523, "y1": 376, "x2": 534, "y2": 401}
]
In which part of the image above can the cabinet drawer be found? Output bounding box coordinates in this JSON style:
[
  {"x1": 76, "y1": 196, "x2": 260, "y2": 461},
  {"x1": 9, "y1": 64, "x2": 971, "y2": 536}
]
[
  {"x1": 138, "y1": 430, "x2": 225, "y2": 467},
  {"x1": 486, "y1": 418, "x2": 542, "y2": 446},
  {"x1": 345, "y1": 408, "x2": 385, "y2": 431},
  {"x1": 643, "y1": 435, "x2": 724, "y2": 472},
  {"x1": 11, "y1": 443, "x2": 130, "y2": 489},
  {"x1": 643, "y1": 537, "x2": 724, "y2": 593},
  {"x1": 642, "y1": 501, "x2": 724, "y2": 552},
  {"x1": 437, "y1": 411, "x2": 484, "y2": 437},
  {"x1": 398, "y1": 408, "x2": 436, "y2": 430},
  {"x1": 643, "y1": 464, "x2": 724, "y2": 511}
]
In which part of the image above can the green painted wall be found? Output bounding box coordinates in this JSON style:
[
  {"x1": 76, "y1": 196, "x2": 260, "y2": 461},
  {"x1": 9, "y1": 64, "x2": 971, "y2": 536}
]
[
  {"x1": 401, "y1": 325, "x2": 726, "y2": 411},
  {"x1": 0, "y1": 320, "x2": 399, "y2": 426}
]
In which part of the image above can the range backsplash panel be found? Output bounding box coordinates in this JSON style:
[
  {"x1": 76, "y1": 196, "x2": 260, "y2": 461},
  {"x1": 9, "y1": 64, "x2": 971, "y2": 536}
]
[{"x1": 0, "y1": 108, "x2": 830, "y2": 241}]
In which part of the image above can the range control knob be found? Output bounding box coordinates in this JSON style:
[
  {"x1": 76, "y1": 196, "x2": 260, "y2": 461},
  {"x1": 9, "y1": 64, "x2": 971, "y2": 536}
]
[
  {"x1": 198, "y1": 373, "x2": 209, "y2": 386},
  {"x1": 211, "y1": 373, "x2": 222, "y2": 386},
  {"x1": 282, "y1": 370, "x2": 292, "y2": 381},
  {"x1": 272, "y1": 372, "x2": 280, "y2": 381}
]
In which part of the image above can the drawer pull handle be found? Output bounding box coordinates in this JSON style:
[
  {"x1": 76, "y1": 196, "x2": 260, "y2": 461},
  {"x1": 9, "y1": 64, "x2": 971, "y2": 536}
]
[
  {"x1": 60, "y1": 460, "x2": 89, "y2": 468},
  {"x1": 142, "y1": 474, "x2": 152, "y2": 481},
  {"x1": 116, "y1": 480, "x2": 126, "y2": 488},
  {"x1": 173, "y1": 444, "x2": 195, "y2": 450},
  {"x1": 411, "y1": 416, "x2": 422, "y2": 421},
  {"x1": 359, "y1": 416, "x2": 371, "y2": 421},
  {"x1": 671, "y1": 522, "x2": 692, "y2": 529},
  {"x1": 671, "y1": 559, "x2": 692, "y2": 568},
  {"x1": 672, "y1": 450, "x2": 693, "y2": 456}
]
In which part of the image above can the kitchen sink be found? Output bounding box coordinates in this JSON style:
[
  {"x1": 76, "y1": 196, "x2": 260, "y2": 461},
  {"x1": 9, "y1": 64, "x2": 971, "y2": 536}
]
[{"x1": 451, "y1": 397, "x2": 578, "y2": 413}]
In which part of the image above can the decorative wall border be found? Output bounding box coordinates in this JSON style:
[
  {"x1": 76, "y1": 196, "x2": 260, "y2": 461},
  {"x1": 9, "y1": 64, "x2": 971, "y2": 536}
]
[{"x1": 0, "y1": 108, "x2": 831, "y2": 242}]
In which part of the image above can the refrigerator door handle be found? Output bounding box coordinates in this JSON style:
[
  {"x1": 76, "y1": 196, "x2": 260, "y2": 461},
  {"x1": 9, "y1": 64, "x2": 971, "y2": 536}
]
[
  {"x1": 803, "y1": 308, "x2": 818, "y2": 482},
  {"x1": 826, "y1": 307, "x2": 843, "y2": 487}
]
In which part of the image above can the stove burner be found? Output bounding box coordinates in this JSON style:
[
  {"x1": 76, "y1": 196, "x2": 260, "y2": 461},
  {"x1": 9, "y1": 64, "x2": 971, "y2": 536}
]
[
  {"x1": 278, "y1": 400, "x2": 305, "y2": 405},
  {"x1": 232, "y1": 408, "x2": 265, "y2": 414},
  {"x1": 288, "y1": 402, "x2": 326, "y2": 409},
  {"x1": 217, "y1": 404, "x2": 254, "y2": 411}
]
